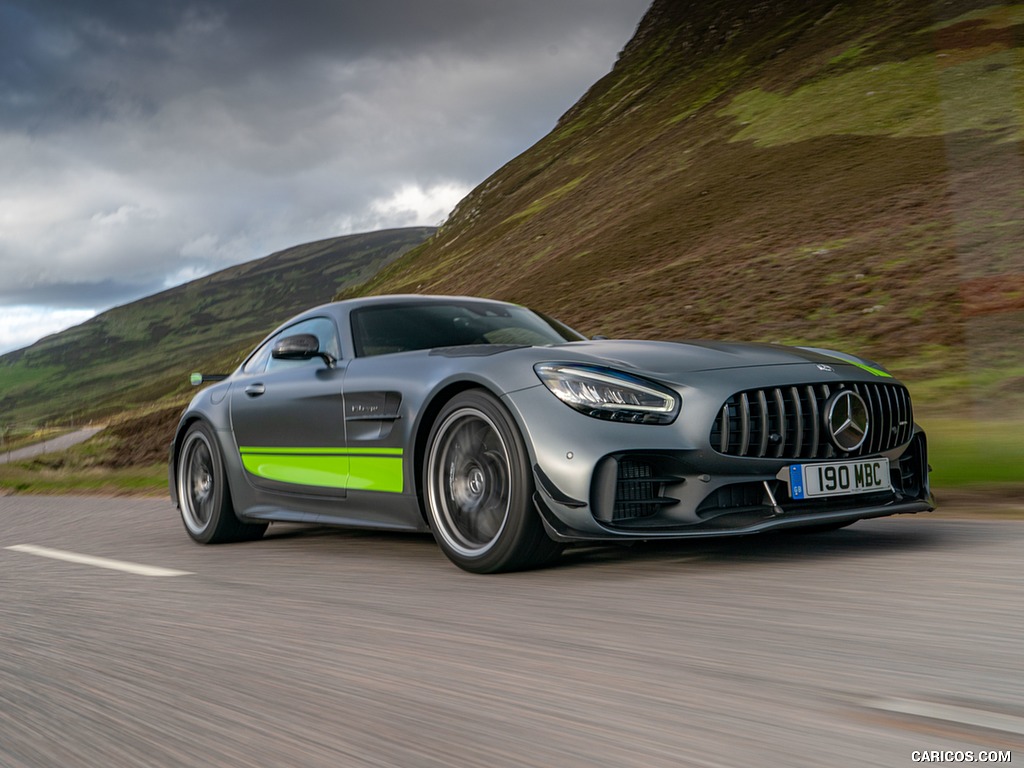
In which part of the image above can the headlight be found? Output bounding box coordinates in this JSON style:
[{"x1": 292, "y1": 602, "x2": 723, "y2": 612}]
[{"x1": 534, "y1": 363, "x2": 679, "y2": 424}]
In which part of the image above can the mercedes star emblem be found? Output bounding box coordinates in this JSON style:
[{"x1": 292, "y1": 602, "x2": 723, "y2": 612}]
[{"x1": 826, "y1": 390, "x2": 869, "y2": 451}]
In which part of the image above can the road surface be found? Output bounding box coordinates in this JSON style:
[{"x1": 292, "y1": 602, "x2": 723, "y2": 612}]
[
  {"x1": 0, "y1": 426, "x2": 105, "y2": 464},
  {"x1": 1, "y1": 495, "x2": 1021, "y2": 767}
]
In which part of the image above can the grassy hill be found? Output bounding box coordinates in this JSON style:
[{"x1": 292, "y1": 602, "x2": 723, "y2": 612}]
[
  {"x1": 0, "y1": 227, "x2": 433, "y2": 425},
  {"x1": 355, "y1": 0, "x2": 1024, "y2": 409}
]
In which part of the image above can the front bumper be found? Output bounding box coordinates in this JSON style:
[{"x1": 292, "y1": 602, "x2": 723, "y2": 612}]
[
  {"x1": 504, "y1": 378, "x2": 934, "y2": 543},
  {"x1": 534, "y1": 495, "x2": 934, "y2": 542}
]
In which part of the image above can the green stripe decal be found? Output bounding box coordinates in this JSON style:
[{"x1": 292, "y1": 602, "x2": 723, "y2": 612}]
[
  {"x1": 239, "y1": 447, "x2": 404, "y2": 493},
  {"x1": 828, "y1": 357, "x2": 893, "y2": 378},
  {"x1": 805, "y1": 349, "x2": 894, "y2": 378},
  {"x1": 241, "y1": 452, "x2": 350, "y2": 489},
  {"x1": 240, "y1": 447, "x2": 403, "y2": 456},
  {"x1": 348, "y1": 455, "x2": 403, "y2": 493}
]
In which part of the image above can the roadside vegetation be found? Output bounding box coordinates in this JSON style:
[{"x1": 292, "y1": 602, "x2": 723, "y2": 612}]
[
  {"x1": 922, "y1": 416, "x2": 1024, "y2": 487},
  {"x1": 0, "y1": 462, "x2": 165, "y2": 496}
]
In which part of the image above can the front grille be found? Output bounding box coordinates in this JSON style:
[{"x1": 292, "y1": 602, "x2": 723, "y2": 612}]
[{"x1": 710, "y1": 382, "x2": 913, "y2": 460}]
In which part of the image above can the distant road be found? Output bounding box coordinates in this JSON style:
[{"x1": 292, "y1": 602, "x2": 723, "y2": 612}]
[
  {"x1": 0, "y1": 426, "x2": 105, "y2": 464},
  {"x1": 1, "y1": 496, "x2": 1021, "y2": 767}
]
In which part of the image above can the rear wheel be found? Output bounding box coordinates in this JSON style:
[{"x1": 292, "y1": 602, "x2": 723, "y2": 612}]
[
  {"x1": 177, "y1": 422, "x2": 267, "y2": 544},
  {"x1": 424, "y1": 390, "x2": 561, "y2": 573}
]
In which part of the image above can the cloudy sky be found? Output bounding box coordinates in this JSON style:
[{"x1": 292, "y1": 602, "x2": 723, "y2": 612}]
[{"x1": 0, "y1": 0, "x2": 650, "y2": 354}]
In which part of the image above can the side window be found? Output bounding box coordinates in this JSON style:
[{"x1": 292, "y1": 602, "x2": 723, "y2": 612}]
[
  {"x1": 310, "y1": 317, "x2": 342, "y2": 360},
  {"x1": 242, "y1": 339, "x2": 274, "y2": 375},
  {"x1": 242, "y1": 317, "x2": 341, "y2": 374}
]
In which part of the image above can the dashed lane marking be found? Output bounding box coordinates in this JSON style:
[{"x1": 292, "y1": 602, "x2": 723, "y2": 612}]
[
  {"x1": 5, "y1": 544, "x2": 192, "y2": 577},
  {"x1": 866, "y1": 697, "x2": 1024, "y2": 737}
]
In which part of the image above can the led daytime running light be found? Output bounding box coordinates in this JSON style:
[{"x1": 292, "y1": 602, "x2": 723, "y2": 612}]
[{"x1": 534, "y1": 363, "x2": 678, "y2": 424}]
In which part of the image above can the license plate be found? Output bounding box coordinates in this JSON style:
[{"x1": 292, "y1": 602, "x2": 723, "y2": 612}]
[{"x1": 787, "y1": 458, "x2": 891, "y2": 500}]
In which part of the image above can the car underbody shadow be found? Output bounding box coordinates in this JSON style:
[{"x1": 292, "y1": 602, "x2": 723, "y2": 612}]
[
  {"x1": 246, "y1": 514, "x2": 978, "y2": 574},
  {"x1": 553, "y1": 515, "x2": 954, "y2": 571}
]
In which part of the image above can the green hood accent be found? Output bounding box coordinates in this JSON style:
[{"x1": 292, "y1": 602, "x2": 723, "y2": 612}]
[{"x1": 802, "y1": 348, "x2": 893, "y2": 378}]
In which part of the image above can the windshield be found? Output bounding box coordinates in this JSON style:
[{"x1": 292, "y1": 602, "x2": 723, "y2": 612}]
[{"x1": 351, "y1": 301, "x2": 585, "y2": 357}]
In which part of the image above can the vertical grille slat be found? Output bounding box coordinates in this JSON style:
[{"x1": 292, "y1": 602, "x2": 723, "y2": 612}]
[
  {"x1": 889, "y1": 386, "x2": 900, "y2": 447},
  {"x1": 773, "y1": 388, "x2": 787, "y2": 459},
  {"x1": 892, "y1": 385, "x2": 904, "y2": 447},
  {"x1": 850, "y1": 381, "x2": 864, "y2": 453},
  {"x1": 902, "y1": 388, "x2": 914, "y2": 445},
  {"x1": 739, "y1": 392, "x2": 751, "y2": 456},
  {"x1": 884, "y1": 387, "x2": 892, "y2": 448},
  {"x1": 719, "y1": 404, "x2": 730, "y2": 453},
  {"x1": 806, "y1": 385, "x2": 820, "y2": 458},
  {"x1": 789, "y1": 386, "x2": 803, "y2": 458},
  {"x1": 712, "y1": 381, "x2": 914, "y2": 460},
  {"x1": 866, "y1": 382, "x2": 878, "y2": 453},
  {"x1": 877, "y1": 384, "x2": 889, "y2": 454},
  {"x1": 863, "y1": 383, "x2": 879, "y2": 455},
  {"x1": 756, "y1": 390, "x2": 769, "y2": 458}
]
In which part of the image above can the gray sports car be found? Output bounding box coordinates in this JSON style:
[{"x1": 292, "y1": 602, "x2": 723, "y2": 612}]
[{"x1": 170, "y1": 295, "x2": 934, "y2": 572}]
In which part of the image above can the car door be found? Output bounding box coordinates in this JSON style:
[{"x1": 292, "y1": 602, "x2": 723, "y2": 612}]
[{"x1": 229, "y1": 316, "x2": 350, "y2": 497}]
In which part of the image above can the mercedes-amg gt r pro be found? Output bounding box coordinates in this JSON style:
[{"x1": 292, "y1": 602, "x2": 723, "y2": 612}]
[{"x1": 170, "y1": 295, "x2": 933, "y2": 572}]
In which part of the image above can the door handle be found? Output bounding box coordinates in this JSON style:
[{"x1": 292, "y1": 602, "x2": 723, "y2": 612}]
[{"x1": 244, "y1": 383, "x2": 266, "y2": 397}]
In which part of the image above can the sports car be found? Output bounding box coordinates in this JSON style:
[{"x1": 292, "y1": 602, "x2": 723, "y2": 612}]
[{"x1": 170, "y1": 294, "x2": 934, "y2": 572}]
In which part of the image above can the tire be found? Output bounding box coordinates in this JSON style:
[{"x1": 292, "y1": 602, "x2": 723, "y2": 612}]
[
  {"x1": 424, "y1": 390, "x2": 561, "y2": 573},
  {"x1": 176, "y1": 422, "x2": 267, "y2": 544}
]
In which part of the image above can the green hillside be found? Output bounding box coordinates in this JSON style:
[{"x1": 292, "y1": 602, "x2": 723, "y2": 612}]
[
  {"x1": 0, "y1": 227, "x2": 433, "y2": 425},
  {"x1": 356, "y1": 0, "x2": 1024, "y2": 409}
]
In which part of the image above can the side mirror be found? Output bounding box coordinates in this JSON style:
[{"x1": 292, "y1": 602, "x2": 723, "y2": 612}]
[{"x1": 272, "y1": 334, "x2": 335, "y2": 367}]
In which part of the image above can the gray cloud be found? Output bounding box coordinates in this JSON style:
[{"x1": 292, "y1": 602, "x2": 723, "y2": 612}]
[
  {"x1": 1, "y1": 1, "x2": 647, "y2": 134},
  {"x1": 11, "y1": 278, "x2": 164, "y2": 309},
  {"x1": 0, "y1": 0, "x2": 649, "y2": 353}
]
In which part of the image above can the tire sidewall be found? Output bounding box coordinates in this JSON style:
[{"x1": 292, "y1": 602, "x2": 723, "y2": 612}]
[
  {"x1": 424, "y1": 390, "x2": 536, "y2": 573},
  {"x1": 177, "y1": 421, "x2": 229, "y2": 544}
]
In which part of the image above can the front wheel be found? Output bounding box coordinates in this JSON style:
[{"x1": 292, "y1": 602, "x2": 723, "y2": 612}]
[
  {"x1": 176, "y1": 422, "x2": 267, "y2": 544},
  {"x1": 424, "y1": 390, "x2": 561, "y2": 573}
]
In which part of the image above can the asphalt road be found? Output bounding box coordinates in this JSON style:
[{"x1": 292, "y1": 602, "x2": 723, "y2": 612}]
[
  {"x1": 1, "y1": 496, "x2": 1021, "y2": 768},
  {"x1": 0, "y1": 427, "x2": 105, "y2": 465}
]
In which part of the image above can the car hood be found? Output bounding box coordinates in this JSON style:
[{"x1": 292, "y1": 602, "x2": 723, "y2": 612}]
[{"x1": 551, "y1": 339, "x2": 876, "y2": 380}]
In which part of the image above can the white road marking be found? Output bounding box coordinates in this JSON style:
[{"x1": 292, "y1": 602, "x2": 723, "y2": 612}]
[
  {"x1": 5, "y1": 544, "x2": 192, "y2": 577},
  {"x1": 867, "y1": 697, "x2": 1024, "y2": 736}
]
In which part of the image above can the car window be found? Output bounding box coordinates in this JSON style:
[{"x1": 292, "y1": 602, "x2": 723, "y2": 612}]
[
  {"x1": 351, "y1": 302, "x2": 584, "y2": 357},
  {"x1": 242, "y1": 339, "x2": 274, "y2": 374},
  {"x1": 242, "y1": 317, "x2": 341, "y2": 374}
]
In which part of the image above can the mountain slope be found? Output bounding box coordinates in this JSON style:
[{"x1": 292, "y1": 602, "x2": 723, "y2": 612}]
[
  {"x1": 356, "y1": 0, "x2": 1023, "y2": 395},
  {"x1": 0, "y1": 227, "x2": 433, "y2": 424}
]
